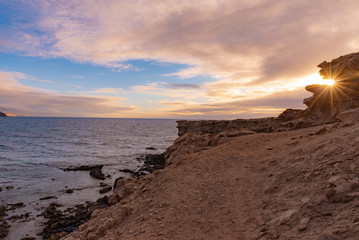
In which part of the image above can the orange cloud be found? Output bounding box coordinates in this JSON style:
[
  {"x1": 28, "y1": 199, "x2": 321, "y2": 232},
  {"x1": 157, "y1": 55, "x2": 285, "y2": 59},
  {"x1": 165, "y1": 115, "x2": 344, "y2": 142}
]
[{"x1": 0, "y1": 72, "x2": 136, "y2": 117}]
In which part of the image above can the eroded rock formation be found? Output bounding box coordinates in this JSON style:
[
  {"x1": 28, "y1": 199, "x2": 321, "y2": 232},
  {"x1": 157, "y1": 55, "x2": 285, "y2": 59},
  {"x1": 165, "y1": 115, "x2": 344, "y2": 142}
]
[{"x1": 304, "y1": 52, "x2": 359, "y2": 119}]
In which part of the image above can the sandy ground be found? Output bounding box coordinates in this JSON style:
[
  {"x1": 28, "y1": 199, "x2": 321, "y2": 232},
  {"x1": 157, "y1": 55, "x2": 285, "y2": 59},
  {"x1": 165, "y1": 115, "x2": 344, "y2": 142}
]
[{"x1": 64, "y1": 122, "x2": 359, "y2": 240}]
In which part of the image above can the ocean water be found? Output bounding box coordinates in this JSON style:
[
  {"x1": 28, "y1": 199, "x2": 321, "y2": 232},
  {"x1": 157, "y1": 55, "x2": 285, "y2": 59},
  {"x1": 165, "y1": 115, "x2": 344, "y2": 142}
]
[{"x1": 0, "y1": 117, "x2": 178, "y2": 238}]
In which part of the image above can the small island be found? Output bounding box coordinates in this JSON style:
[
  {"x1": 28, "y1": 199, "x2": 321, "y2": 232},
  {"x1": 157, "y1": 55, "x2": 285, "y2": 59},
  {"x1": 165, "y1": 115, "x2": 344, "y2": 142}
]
[{"x1": 0, "y1": 111, "x2": 7, "y2": 117}]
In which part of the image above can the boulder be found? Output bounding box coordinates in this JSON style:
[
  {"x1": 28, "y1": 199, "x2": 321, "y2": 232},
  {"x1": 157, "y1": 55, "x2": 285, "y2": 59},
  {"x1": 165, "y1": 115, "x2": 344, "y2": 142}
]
[{"x1": 89, "y1": 166, "x2": 105, "y2": 180}]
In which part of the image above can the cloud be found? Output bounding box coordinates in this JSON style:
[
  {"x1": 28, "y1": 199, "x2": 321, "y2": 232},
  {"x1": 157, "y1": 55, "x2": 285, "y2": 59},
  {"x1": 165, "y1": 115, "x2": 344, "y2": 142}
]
[
  {"x1": 166, "y1": 84, "x2": 201, "y2": 89},
  {"x1": 0, "y1": 71, "x2": 136, "y2": 117},
  {"x1": 1, "y1": 0, "x2": 359, "y2": 118}
]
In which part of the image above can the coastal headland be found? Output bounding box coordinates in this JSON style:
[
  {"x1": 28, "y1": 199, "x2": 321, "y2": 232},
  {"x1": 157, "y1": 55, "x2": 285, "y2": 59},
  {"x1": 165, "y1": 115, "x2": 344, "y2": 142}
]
[
  {"x1": 63, "y1": 52, "x2": 359, "y2": 240},
  {"x1": 3, "y1": 52, "x2": 359, "y2": 239}
]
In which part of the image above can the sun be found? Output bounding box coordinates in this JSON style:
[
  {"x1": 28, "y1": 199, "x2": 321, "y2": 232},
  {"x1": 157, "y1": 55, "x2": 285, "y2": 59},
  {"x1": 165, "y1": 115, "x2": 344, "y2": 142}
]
[{"x1": 325, "y1": 79, "x2": 335, "y2": 86}]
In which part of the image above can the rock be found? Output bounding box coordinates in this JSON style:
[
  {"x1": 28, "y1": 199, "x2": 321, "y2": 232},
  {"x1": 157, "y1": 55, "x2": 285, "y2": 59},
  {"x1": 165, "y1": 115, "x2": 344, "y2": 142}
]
[
  {"x1": 298, "y1": 217, "x2": 310, "y2": 231},
  {"x1": 146, "y1": 147, "x2": 157, "y2": 150},
  {"x1": 0, "y1": 221, "x2": 10, "y2": 239},
  {"x1": 89, "y1": 166, "x2": 105, "y2": 180},
  {"x1": 328, "y1": 175, "x2": 347, "y2": 187},
  {"x1": 40, "y1": 196, "x2": 57, "y2": 200},
  {"x1": 20, "y1": 237, "x2": 37, "y2": 240},
  {"x1": 336, "y1": 108, "x2": 359, "y2": 124},
  {"x1": 316, "y1": 127, "x2": 326, "y2": 135},
  {"x1": 326, "y1": 187, "x2": 336, "y2": 199},
  {"x1": 350, "y1": 163, "x2": 358, "y2": 172},
  {"x1": 99, "y1": 186, "x2": 112, "y2": 194},
  {"x1": 0, "y1": 111, "x2": 7, "y2": 117},
  {"x1": 8, "y1": 202, "x2": 25, "y2": 210},
  {"x1": 305, "y1": 52, "x2": 359, "y2": 120},
  {"x1": 5, "y1": 185, "x2": 14, "y2": 190},
  {"x1": 100, "y1": 182, "x2": 109, "y2": 187},
  {"x1": 119, "y1": 169, "x2": 136, "y2": 175},
  {"x1": 62, "y1": 164, "x2": 104, "y2": 171},
  {"x1": 96, "y1": 196, "x2": 109, "y2": 206},
  {"x1": 65, "y1": 189, "x2": 74, "y2": 194},
  {"x1": 269, "y1": 209, "x2": 297, "y2": 226},
  {"x1": 0, "y1": 206, "x2": 6, "y2": 217}
]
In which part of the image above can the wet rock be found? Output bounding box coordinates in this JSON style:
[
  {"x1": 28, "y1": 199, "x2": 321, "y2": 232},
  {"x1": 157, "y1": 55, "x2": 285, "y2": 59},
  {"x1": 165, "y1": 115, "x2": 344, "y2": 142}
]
[
  {"x1": 96, "y1": 196, "x2": 109, "y2": 206},
  {"x1": 5, "y1": 185, "x2": 14, "y2": 190},
  {"x1": 89, "y1": 166, "x2": 105, "y2": 180},
  {"x1": 0, "y1": 206, "x2": 6, "y2": 217},
  {"x1": 42, "y1": 200, "x2": 107, "y2": 240},
  {"x1": 65, "y1": 189, "x2": 74, "y2": 194},
  {"x1": 119, "y1": 168, "x2": 136, "y2": 175},
  {"x1": 99, "y1": 186, "x2": 112, "y2": 194},
  {"x1": 0, "y1": 221, "x2": 10, "y2": 239},
  {"x1": 40, "y1": 196, "x2": 57, "y2": 200},
  {"x1": 8, "y1": 202, "x2": 25, "y2": 210},
  {"x1": 146, "y1": 147, "x2": 157, "y2": 150},
  {"x1": 62, "y1": 164, "x2": 104, "y2": 171},
  {"x1": 20, "y1": 236, "x2": 36, "y2": 240},
  {"x1": 100, "y1": 182, "x2": 109, "y2": 187}
]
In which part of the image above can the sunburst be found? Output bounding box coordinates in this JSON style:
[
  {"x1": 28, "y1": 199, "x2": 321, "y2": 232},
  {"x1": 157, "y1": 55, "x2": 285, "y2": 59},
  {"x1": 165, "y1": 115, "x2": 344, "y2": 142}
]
[{"x1": 304, "y1": 61, "x2": 358, "y2": 119}]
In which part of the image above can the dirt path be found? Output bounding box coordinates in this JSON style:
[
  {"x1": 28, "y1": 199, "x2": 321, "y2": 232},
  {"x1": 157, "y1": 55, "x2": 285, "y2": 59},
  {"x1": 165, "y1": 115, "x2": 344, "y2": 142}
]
[{"x1": 65, "y1": 123, "x2": 359, "y2": 240}]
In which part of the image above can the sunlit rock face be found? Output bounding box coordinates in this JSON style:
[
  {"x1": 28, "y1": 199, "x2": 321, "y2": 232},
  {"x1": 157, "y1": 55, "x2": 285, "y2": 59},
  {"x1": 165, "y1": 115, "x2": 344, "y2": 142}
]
[{"x1": 304, "y1": 52, "x2": 359, "y2": 120}]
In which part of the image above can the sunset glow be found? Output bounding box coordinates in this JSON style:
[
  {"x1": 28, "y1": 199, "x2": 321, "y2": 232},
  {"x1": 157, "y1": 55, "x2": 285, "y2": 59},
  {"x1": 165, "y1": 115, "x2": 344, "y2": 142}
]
[{"x1": 1, "y1": 1, "x2": 359, "y2": 119}]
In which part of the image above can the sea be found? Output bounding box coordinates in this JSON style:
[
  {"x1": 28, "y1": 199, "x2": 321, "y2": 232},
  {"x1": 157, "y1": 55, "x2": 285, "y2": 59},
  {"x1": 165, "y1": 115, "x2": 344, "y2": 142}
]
[{"x1": 0, "y1": 117, "x2": 178, "y2": 239}]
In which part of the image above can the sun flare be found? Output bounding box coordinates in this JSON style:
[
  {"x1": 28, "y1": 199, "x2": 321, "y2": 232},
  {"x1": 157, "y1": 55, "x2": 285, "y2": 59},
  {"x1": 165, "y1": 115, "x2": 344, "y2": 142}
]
[{"x1": 325, "y1": 79, "x2": 335, "y2": 86}]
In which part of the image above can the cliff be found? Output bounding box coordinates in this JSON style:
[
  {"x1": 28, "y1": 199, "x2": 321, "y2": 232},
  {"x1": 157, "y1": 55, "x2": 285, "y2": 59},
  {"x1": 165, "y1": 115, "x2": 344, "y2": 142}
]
[
  {"x1": 176, "y1": 109, "x2": 305, "y2": 137},
  {"x1": 64, "y1": 122, "x2": 359, "y2": 240},
  {"x1": 62, "y1": 52, "x2": 359, "y2": 240},
  {"x1": 0, "y1": 111, "x2": 7, "y2": 117}
]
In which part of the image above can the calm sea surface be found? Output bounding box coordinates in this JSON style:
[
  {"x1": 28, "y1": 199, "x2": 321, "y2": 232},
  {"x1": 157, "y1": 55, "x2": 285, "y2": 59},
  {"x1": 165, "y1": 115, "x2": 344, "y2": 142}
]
[{"x1": 0, "y1": 117, "x2": 178, "y2": 238}]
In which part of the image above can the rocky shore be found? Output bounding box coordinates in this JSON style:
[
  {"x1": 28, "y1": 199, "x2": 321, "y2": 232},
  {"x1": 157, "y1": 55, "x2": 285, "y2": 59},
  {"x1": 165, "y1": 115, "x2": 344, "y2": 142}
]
[
  {"x1": 3, "y1": 52, "x2": 359, "y2": 239},
  {"x1": 60, "y1": 52, "x2": 359, "y2": 240}
]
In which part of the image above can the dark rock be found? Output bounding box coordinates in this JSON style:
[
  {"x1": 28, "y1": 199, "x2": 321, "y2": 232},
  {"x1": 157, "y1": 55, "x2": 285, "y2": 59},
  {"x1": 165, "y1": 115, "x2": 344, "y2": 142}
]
[
  {"x1": 0, "y1": 221, "x2": 10, "y2": 239},
  {"x1": 65, "y1": 189, "x2": 74, "y2": 194},
  {"x1": 0, "y1": 206, "x2": 6, "y2": 218},
  {"x1": 119, "y1": 168, "x2": 136, "y2": 174},
  {"x1": 146, "y1": 147, "x2": 157, "y2": 150},
  {"x1": 100, "y1": 182, "x2": 109, "y2": 187},
  {"x1": 99, "y1": 186, "x2": 112, "y2": 194},
  {"x1": 40, "y1": 196, "x2": 57, "y2": 200},
  {"x1": 89, "y1": 166, "x2": 105, "y2": 180},
  {"x1": 5, "y1": 185, "x2": 14, "y2": 190},
  {"x1": 8, "y1": 202, "x2": 25, "y2": 210},
  {"x1": 96, "y1": 196, "x2": 109, "y2": 206},
  {"x1": 41, "y1": 200, "x2": 107, "y2": 239},
  {"x1": 0, "y1": 111, "x2": 7, "y2": 117},
  {"x1": 62, "y1": 164, "x2": 104, "y2": 171}
]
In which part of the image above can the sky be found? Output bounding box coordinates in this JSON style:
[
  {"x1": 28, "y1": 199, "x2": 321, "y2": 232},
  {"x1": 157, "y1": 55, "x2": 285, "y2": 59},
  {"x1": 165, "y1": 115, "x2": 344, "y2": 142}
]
[{"x1": 0, "y1": 0, "x2": 359, "y2": 119}]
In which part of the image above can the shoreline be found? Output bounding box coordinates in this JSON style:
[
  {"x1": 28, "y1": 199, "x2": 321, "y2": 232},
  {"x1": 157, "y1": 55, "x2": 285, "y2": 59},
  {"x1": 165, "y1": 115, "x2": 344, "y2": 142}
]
[
  {"x1": 61, "y1": 120, "x2": 359, "y2": 239},
  {"x1": 1, "y1": 150, "x2": 167, "y2": 240}
]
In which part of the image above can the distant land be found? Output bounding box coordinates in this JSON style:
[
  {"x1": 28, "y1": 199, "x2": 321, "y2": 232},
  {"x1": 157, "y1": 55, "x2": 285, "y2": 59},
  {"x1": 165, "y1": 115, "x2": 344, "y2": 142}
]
[{"x1": 0, "y1": 111, "x2": 8, "y2": 117}]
